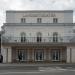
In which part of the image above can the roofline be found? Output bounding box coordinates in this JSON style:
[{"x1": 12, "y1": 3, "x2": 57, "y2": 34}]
[{"x1": 6, "y1": 10, "x2": 73, "y2": 13}]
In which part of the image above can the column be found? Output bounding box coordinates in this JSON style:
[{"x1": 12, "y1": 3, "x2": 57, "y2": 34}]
[
  {"x1": 44, "y1": 49, "x2": 46, "y2": 61},
  {"x1": 45, "y1": 48, "x2": 49, "y2": 62},
  {"x1": 60, "y1": 48, "x2": 62, "y2": 62},
  {"x1": 67, "y1": 47, "x2": 71, "y2": 63},
  {"x1": 32, "y1": 48, "x2": 34, "y2": 62},
  {"x1": 27, "y1": 48, "x2": 30, "y2": 61},
  {"x1": 28, "y1": 47, "x2": 33, "y2": 62},
  {"x1": 49, "y1": 48, "x2": 51, "y2": 61},
  {"x1": 8, "y1": 47, "x2": 12, "y2": 63},
  {"x1": 71, "y1": 47, "x2": 75, "y2": 63}
]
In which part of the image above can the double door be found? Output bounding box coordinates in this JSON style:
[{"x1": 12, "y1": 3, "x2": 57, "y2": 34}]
[
  {"x1": 35, "y1": 50, "x2": 44, "y2": 61},
  {"x1": 16, "y1": 50, "x2": 27, "y2": 61},
  {"x1": 51, "y1": 50, "x2": 60, "y2": 61}
]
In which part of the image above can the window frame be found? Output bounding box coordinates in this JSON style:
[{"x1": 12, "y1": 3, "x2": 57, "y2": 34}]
[
  {"x1": 53, "y1": 18, "x2": 58, "y2": 23},
  {"x1": 21, "y1": 18, "x2": 26, "y2": 23},
  {"x1": 20, "y1": 32, "x2": 26, "y2": 42},
  {"x1": 37, "y1": 18, "x2": 42, "y2": 23},
  {"x1": 53, "y1": 32, "x2": 58, "y2": 42},
  {"x1": 36, "y1": 32, "x2": 42, "y2": 42}
]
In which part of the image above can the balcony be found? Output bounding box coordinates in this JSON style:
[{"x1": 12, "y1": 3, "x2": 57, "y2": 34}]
[{"x1": 2, "y1": 36, "x2": 75, "y2": 44}]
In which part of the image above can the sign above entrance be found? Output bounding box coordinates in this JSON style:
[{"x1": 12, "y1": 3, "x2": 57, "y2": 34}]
[{"x1": 23, "y1": 13, "x2": 56, "y2": 17}]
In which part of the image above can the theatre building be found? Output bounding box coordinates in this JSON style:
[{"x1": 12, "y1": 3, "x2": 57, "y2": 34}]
[{"x1": 1, "y1": 10, "x2": 75, "y2": 63}]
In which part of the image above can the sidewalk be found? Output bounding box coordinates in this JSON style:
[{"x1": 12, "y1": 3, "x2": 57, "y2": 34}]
[{"x1": 0, "y1": 63, "x2": 75, "y2": 67}]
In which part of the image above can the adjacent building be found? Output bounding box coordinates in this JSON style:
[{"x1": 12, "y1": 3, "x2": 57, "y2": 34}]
[
  {"x1": 0, "y1": 32, "x2": 1, "y2": 54},
  {"x1": 1, "y1": 10, "x2": 75, "y2": 63}
]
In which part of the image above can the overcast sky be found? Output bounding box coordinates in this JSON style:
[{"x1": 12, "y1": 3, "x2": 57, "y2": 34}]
[{"x1": 0, "y1": 0, "x2": 75, "y2": 30}]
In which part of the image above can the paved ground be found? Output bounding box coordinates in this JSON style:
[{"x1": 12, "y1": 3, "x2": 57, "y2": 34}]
[{"x1": 0, "y1": 63, "x2": 75, "y2": 75}]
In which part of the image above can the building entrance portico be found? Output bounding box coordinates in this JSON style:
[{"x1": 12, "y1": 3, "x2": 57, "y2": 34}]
[{"x1": 11, "y1": 46, "x2": 66, "y2": 63}]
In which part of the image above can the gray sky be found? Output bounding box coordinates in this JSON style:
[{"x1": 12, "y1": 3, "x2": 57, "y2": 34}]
[{"x1": 0, "y1": 0, "x2": 75, "y2": 30}]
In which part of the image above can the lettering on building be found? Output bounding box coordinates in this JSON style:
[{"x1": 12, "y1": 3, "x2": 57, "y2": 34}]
[{"x1": 23, "y1": 13, "x2": 56, "y2": 17}]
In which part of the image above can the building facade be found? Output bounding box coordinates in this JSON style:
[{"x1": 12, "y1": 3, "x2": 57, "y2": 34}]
[{"x1": 1, "y1": 10, "x2": 75, "y2": 63}]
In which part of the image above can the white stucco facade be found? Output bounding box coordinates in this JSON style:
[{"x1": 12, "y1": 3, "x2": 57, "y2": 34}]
[{"x1": 1, "y1": 10, "x2": 75, "y2": 63}]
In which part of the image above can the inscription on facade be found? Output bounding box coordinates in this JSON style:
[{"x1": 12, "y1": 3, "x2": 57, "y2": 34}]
[{"x1": 23, "y1": 13, "x2": 56, "y2": 17}]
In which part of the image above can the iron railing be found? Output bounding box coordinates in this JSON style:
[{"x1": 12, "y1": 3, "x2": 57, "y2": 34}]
[{"x1": 2, "y1": 36, "x2": 75, "y2": 43}]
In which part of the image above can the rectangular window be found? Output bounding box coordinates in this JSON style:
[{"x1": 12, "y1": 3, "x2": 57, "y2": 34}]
[
  {"x1": 53, "y1": 18, "x2": 58, "y2": 23},
  {"x1": 37, "y1": 18, "x2": 42, "y2": 23},
  {"x1": 21, "y1": 18, "x2": 26, "y2": 23}
]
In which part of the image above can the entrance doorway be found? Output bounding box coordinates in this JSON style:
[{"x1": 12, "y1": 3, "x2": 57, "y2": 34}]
[
  {"x1": 35, "y1": 50, "x2": 44, "y2": 61},
  {"x1": 51, "y1": 49, "x2": 60, "y2": 61},
  {"x1": 16, "y1": 50, "x2": 27, "y2": 61}
]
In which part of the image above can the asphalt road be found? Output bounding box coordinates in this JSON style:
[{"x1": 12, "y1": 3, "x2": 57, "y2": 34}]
[
  {"x1": 0, "y1": 64, "x2": 75, "y2": 75},
  {"x1": 0, "y1": 69, "x2": 75, "y2": 75}
]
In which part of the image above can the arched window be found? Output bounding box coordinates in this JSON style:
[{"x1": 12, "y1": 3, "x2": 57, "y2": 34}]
[
  {"x1": 53, "y1": 32, "x2": 58, "y2": 42},
  {"x1": 37, "y1": 32, "x2": 42, "y2": 42},
  {"x1": 20, "y1": 32, "x2": 26, "y2": 42}
]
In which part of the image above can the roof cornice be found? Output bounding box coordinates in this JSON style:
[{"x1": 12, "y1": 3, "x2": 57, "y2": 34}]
[
  {"x1": 3, "y1": 23, "x2": 75, "y2": 26},
  {"x1": 6, "y1": 10, "x2": 73, "y2": 13}
]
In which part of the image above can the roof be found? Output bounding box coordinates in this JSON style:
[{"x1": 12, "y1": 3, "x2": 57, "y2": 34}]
[{"x1": 6, "y1": 10, "x2": 73, "y2": 13}]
